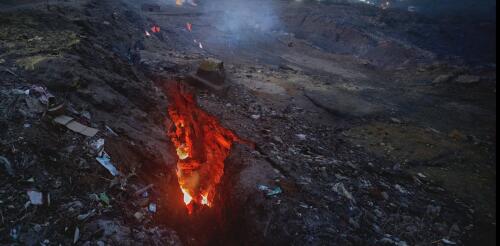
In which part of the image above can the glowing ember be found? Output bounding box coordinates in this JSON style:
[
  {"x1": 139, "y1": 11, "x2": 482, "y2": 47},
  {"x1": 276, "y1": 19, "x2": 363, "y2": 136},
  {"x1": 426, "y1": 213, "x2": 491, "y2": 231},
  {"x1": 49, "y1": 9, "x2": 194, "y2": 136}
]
[
  {"x1": 151, "y1": 24, "x2": 161, "y2": 33},
  {"x1": 186, "y1": 22, "x2": 193, "y2": 32},
  {"x1": 167, "y1": 83, "x2": 247, "y2": 214}
]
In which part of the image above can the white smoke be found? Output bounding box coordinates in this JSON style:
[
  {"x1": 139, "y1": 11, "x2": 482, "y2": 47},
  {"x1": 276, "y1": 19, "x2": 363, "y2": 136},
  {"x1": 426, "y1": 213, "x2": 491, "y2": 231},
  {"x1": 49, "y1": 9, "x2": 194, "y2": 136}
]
[{"x1": 204, "y1": 0, "x2": 281, "y2": 33}]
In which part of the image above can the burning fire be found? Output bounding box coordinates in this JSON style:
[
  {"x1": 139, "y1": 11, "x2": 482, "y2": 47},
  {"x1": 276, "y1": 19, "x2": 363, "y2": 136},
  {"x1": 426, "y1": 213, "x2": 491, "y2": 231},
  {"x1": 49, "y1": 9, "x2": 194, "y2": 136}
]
[{"x1": 167, "y1": 83, "x2": 246, "y2": 214}]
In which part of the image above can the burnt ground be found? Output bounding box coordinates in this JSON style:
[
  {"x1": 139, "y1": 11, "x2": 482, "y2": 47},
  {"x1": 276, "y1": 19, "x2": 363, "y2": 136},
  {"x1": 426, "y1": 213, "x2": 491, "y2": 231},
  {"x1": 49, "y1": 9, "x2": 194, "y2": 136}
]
[{"x1": 0, "y1": 0, "x2": 496, "y2": 245}]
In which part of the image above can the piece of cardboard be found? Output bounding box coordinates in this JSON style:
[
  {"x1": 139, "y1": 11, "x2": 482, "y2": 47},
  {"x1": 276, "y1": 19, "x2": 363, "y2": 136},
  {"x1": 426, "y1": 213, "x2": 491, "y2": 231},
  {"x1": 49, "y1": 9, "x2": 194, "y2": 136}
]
[{"x1": 53, "y1": 115, "x2": 99, "y2": 137}]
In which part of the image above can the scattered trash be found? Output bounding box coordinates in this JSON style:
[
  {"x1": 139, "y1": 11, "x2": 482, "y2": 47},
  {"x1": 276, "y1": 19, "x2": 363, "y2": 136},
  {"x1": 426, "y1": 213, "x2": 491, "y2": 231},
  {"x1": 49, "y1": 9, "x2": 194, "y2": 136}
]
[
  {"x1": 99, "y1": 192, "x2": 111, "y2": 206},
  {"x1": 333, "y1": 183, "x2": 355, "y2": 203},
  {"x1": 29, "y1": 85, "x2": 54, "y2": 105},
  {"x1": 105, "y1": 125, "x2": 119, "y2": 136},
  {"x1": 258, "y1": 185, "x2": 283, "y2": 197},
  {"x1": 296, "y1": 134, "x2": 307, "y2": 141},
  {"x1": 10, "y1": 225, "x2": 21, "y2": 240},
  {"x1": 390, "y1": 118, "x2": 402, "y2": 124},
  {"x1": 251, "y1": 115, "x2": 261, "y2": 120},
  {"x1": 417, "y1": 173, "x2": 427, "y2": 179},
  {"x1": 96, "y1": 152, "x2": 120, "y2": 177},
  {"x1": 53, "y1": 115, "x2": 99, "y2": 137},
  {"x1": 47, "y1": 101, "x2": 65, "y2": 116},
  {"x1": 73, "y1": 227, "x2": 80, "y2": 244},
  {"x1": 90, "y1": 138, "x2": 106, "y2": 155},
  {"x1": 134, "y1": 212, "x2": 144, "y2": 221},
  {"x1": 11, "y1": 89, "x2": 30, "y2": 95},
  {"x1": 77, "y1": 210, "x2": 96, "y2": 221},
  {"x1": 395, "y1": 184, "x2": 409, "y2": 194},
  {"x1": 149, "y1": 203, "x2": 157, "y2": 213},
  {"x1": 134, "y1": 184, "x2": 154, "y2": 197},
  {"x1": 441, "y1": 238, "x2": 457, "y2": 245},
  {"x1": 0, "y1": 156, "x2": 15, "y2": 176},
  {"x1": 81, "y1": 111, "x2": 92, "y2": 121},
  {"x1": 27, "y1": 190, "x2": 44, "y2": 205},
  {"x1": 89, "y1": 138, "x2": 120, "y2": 176}
]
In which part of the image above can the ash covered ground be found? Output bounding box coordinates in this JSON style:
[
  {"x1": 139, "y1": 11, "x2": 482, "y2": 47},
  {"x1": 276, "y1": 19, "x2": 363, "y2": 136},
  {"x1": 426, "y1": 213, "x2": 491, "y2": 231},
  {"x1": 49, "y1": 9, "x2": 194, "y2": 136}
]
[{"x1": 0, "y1": 0, "x2": 496, "y2": 245}]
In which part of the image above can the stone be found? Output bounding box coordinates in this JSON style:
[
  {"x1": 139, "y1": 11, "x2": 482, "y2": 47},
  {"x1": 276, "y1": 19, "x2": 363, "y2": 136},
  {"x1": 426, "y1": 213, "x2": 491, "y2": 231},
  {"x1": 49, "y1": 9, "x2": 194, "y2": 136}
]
[{"x1": 188, "y1": 58, "x2": 228, "y2": 92}]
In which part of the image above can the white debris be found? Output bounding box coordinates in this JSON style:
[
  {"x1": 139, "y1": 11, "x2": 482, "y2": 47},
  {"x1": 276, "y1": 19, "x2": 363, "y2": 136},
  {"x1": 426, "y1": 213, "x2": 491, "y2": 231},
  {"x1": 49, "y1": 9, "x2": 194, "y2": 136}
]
[
  {"x1": 332, "y1": 183, "x2": 355, "y2": 203},
  {"x1": 27, "y1": 190, "x2": 43, "y2": 205},
  {"x1": 395, "y1": 184, "x2": 409, "y2": 194},
  {"x1": 251, "y1": 114, "x2": 261, "y2": 120},
  {"x1": 442, "y1": 239, "x2": 457, "y2": 245},
  {"x1": 90, "y1": 138, "x2": 105, "y2": 155},
  {"x1": 73, "y1": 227, "x2": 80, "y2": 244},
  {"x1": 296, "y1": 134, "x2": 307, "y2": 141},
  {"x1": 149, "y1": 203, "x2": 157, "y2": 213},
  {"x1": 96, "y1": 152, "x2": 120, "y2": 177}
]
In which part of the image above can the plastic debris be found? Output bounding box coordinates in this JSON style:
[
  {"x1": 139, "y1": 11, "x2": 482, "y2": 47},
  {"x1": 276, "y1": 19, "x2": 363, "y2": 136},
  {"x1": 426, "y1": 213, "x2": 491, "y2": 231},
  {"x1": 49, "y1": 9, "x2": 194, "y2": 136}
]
[
  {"x1": 10, "y1": 225, "x2": 20, "y2": 240},
  {"x1": 11, "y1": 89, "x2": 30, "y2": 95},
  {"x1": 149, "y1": 203, "x2": 157, "y2": 213},
  {"x1": 441, "y1": 239, "x2": 457, "y2": 245},
  {"x1": 0, "y1": 156, "x2": 15, "y2": 176},
  {"x1": 29, "y1": 85, "x2": 54, "y2": 105},
  {"x1": 90, "y1": 138, "x2": 106, "y2": 155},
  {"x1": 296, "y1": 134, "x2": 307, "y2": 141},
  {"x1": 394, "y1": 184, "x2": 409, "y2": 194},
  {"x1": 251, "y1": 115, "x2": 261, "y2": 120},
  {"x1": 73, "y1": 227, "x2": 80, "y2": 244},
  {"x1": 134, "y1": 212, "x2": 144, "y2": 221},
  {"x1": 105, "y1": 125, "x2": 119, "y2": 136},
  {"x1": 53, "y1": 115, "x2": 99, "y2": 137},
  {"x1": 99, "y1": 193, "x2": 111, "y2": 206},
  {"x1": 258, "y1": 185, "x2": 283, "y2": 197},
  {"x1": 27, "y1": 190, "x2": 43, "y2": 205},
  {"x1": 77, "y1": 210, "x2": 96, "y2": 221},
  {"x1": 96, "y1": 152, "x2": 119, "y2": 176},
  {"x1": 134, "y1": 184, "x2": 154, "y2": 197}
]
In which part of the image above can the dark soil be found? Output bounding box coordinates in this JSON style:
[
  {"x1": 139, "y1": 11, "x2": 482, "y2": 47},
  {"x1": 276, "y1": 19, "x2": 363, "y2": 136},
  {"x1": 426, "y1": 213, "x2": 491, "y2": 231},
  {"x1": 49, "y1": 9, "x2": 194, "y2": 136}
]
[{"x1": 0, "y1": 0, "x2": 496, "y2": 245}]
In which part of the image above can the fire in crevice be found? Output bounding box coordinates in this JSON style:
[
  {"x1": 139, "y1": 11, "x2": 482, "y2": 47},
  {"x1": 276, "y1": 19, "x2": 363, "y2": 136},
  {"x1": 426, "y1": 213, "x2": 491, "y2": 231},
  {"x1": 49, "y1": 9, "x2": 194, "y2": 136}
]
[{"x1": 167, "y1": 83, "x2": 246, "y2": 214}]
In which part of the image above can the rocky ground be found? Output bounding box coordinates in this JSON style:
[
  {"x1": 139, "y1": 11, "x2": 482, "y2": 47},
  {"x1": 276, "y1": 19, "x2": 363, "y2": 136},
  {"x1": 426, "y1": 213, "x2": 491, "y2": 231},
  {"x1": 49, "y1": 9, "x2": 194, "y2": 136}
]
[{"x1": 0, "y1": 0, "x2": 496, "y2": 245}]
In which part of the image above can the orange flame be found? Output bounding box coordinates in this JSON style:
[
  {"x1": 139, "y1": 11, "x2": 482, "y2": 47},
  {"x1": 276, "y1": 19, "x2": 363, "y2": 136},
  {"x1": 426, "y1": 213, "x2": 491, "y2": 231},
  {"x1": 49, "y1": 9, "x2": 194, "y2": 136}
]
[{"x1": 167, "y1": 83, "x2": 245, "y2": 214}]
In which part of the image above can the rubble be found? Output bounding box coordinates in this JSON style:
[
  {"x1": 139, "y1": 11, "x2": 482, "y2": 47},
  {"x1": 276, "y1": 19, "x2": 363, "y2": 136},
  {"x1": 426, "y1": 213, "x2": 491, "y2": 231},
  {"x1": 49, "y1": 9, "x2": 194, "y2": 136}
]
[{"x1": 0, "y1": 0, "x2": 495, "y2": 245}]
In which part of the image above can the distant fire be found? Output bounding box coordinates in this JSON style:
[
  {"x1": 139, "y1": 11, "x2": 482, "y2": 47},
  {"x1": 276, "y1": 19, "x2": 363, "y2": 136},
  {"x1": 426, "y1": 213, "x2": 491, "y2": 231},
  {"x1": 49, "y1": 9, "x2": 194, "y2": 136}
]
[
  {"x1": 167, "y1": 83, "x2": 245, "y2": 214},
  {"x1": 176, "y1": 0, "x2": 197, "y2": 6},
  {"x1": 151, "y1": 24, "x2": 161, "y2": 33}
]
